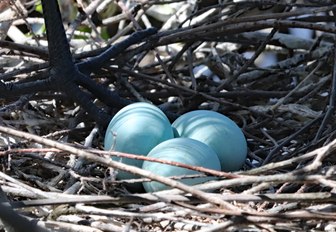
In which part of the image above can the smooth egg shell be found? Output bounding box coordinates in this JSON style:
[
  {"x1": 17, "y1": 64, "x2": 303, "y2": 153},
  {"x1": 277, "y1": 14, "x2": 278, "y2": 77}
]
[
  {"x1": 104, "y1": 102, "x2": 174, "y2": 181},
  {"x1": 172, "y1": 110, "x2": 247, "y2": 171},
  {"x1": 142, "y1": 138, "x2": 221, "y2": 192}
]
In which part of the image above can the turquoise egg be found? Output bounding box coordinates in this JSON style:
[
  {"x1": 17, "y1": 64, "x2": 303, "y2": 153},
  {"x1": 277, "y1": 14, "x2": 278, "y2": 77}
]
[
  {"x1": 104, "y1": 102, "x2": 174, "y2": 181},
  {"x1": 142, "y1": 138, "x2": 221, "y2": 192},
  {"x1": 172, "y1": 110, "x2": 247, "y2": 171}
]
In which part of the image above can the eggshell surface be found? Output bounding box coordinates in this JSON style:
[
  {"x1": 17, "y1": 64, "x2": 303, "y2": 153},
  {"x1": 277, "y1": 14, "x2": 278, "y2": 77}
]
[
  {"x1": 104, "y1": 102, "x2": 174, "y2": 181},
  {"x1": 142, "y1": 138, "x2": 221, "y2": 192},
  {"x1": 172, "y1": 110, "x2": 247, "y2": 171}
]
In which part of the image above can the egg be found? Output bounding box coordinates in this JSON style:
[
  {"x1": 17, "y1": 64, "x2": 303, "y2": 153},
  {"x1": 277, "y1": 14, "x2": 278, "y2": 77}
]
[
  {"x1": 172, "y1": 110, "x2": 247, "y2": 171},
  {"x1": 104, "y1": 102, "x2": 174, "y2": 181},
  {"x1": 142, "y1": 138, "x2": 221, "y2": 192}
]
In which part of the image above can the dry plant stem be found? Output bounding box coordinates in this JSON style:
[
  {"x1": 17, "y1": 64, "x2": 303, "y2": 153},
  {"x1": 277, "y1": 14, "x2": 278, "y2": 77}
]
[
  {"x1": 0, "y1": 171, "x2": 52, "y2": 199},
  {"x1": 78, "y1": 203, "x2": 203, "y2": 222},
  {"x1": 313, "y1": 44, "x2": 336, "y2": 143},
  {"x1": 7, "y1": 191, "x2": 335, "y2": 209},
  {"x1": 158, "y1": 18, "x2": 336, "y2": 46},
  {"x1": 118, "y1": 68, "x2": 248, "y2": 110},
  {"x1": 271, "y1": 61, "x2": 323, "y2": 111},
  {"x1": 189, "y1": 5, "x2": 334, "y2": 32},
  {"x1": 137, "y1": 137, "x2": 336, "y2": 196},
  {"x1": 0, "y1": 147, "x2": 239, "y2": 178},
  {"x1": 0, "y1": 63, "x2": 49, "y2": 82},
  {"x1": 0, "y1": 40, "x2": 48, "y2": 58},
  {"x1": 121, "y1": 1, "x2": 183, "y2": 98},
  {"x1": 9, "y1": 0, "x2": 41, "y2": 46},
  {"x1": 5, "y1": 189, "x2": 335, "y2": 221},
  {"x1": 0, "y1": 6, "x2": 333, "y2": 82},
  {"x1": 66, "y1": 0, "x2": 105, "y2": 41},
  {"x1": 187, "y1": 48, "x2": 197, "y2": 91},
  {"x1": 0, "y1": 94, "x2": 32, "y2": 113},
  {"x1": 106, "y1": 8, "x2": 145, "y2": 44},
  {"x1": 0, "y1": 125, "x2": 239, "y2": 211},
  {"x1": 262, "y1": 113, "x2": 324, "y2": 165},
  {"x1": 0, "y1": 2, "x2": 335, "y2": 231},
  {"x1": 140, "y1": 173, "x2": 331, "y2": 198},
  {"x1": 244, "y1": 149, "x2": 318, "y2": 175},
  {"x1": 41, "y1": 220, "x2": 103, "y2": 232},
  {"x1": 216, "y1": 27, "x2": 278, "y2": 91},
  {"x1": 0, "y1": 187, "x2": 50, "y2": 232}
]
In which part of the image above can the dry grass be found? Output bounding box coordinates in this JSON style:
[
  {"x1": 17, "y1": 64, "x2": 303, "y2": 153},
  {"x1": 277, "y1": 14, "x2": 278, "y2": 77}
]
[{"x1": 0, "y1": 0, "x2": 336, "y2": 231}]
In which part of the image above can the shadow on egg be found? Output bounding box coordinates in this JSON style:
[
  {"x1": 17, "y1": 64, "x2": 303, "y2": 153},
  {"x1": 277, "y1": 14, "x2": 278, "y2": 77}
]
[
  {"x1": 104, "y1": 102, "x2": 174, "y2": 192},
  {"x1": 172, "y1": 110, "x2": 247, "y2": 171},
  {"x1": 142, "y1": 138, "x2": 221, "y2": 192}
]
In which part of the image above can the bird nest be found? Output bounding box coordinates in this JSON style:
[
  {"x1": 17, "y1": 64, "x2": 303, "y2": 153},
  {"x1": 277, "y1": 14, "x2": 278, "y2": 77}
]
[{"x1": 0, "y1": 0, "x2": 336, "y2": 231}]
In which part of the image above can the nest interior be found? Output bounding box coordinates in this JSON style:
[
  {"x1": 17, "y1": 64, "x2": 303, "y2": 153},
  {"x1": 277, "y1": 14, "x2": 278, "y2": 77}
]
[{"x1": 0, "y1": 0, "x2": 336, "y2": 231}]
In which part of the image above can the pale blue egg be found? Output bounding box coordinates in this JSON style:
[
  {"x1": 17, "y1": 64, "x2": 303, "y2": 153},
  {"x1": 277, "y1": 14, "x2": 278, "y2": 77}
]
[
  {"x1": 172, "y1": 110, "x2": 247, "y2": 171},
  {"x1": 142, "y1": 138, "x2": 221, "y2": 192},
  {"x1": 104, "y1": 102, "x2": 174, "y2": 182}
]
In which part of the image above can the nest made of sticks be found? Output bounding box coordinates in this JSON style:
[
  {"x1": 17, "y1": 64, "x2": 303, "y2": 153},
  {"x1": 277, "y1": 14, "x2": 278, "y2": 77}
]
[{"x1": 0, "y1": 0, "x2": 336, "y2": 231}]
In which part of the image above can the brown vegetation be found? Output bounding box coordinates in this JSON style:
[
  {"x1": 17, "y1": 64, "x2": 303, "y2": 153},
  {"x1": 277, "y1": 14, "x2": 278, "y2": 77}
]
[{"x1": 0, "y1": 0, "x2": 336, "y2": 231}]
